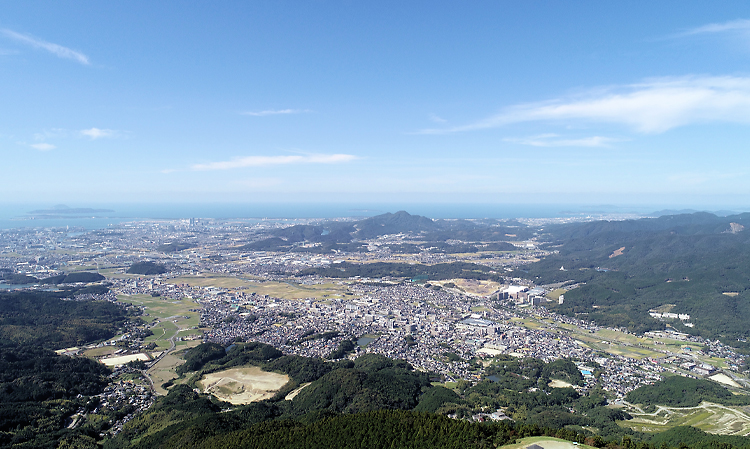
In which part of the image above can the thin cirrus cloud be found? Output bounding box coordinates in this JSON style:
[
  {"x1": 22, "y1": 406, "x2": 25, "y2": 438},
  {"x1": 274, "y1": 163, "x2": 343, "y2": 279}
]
[
  {"x1": 428, "y1": 114, "x2": 447, "y2": 124},
  {"x1": 240, "y1": 109, "x2": 312, "y2": 116},
  {"x1": 417, "y1": 76, "x2": 750, "y2": 135},
  {"x1": 1, "y1": 29, "x2": 89, "y2": 65},
  {"x1": 80, "y1": 128, "x2": 118, "y2": 140},
  {"x1": 504, "y1": 134, "x2": 621, "y2": 148},
  {"x1": 30, "y1": 143, "x2": 56, "y2": 151},
  {"x1": 192, "y1": 154, "x2": 357, "y2": 171},
  {"x1": 676, "y1": 18, "x2": 750, "y2": 37}
]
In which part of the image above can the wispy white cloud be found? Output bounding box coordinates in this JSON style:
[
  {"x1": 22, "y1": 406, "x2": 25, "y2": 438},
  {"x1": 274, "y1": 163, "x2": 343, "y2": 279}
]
[
  {"x1": 677, "y1": 19, "x2": 750, "y2": 37},
  {"x1": 80, "y1": 128, "x2": 118, "y2": 140},
  {"x1": 504, "y1": 134, "x2": 621, "y2": 148},
  {"x1": 30, "y1": 143, "x2": 56, "y2": 151},
  {"x1": 192, "y1": 153, "x2": 357, "y2": 171},
  {"x1": 1, "y1": 29, "x2": 89, "y2": 65},
  {"x1": 240, "y1": 109, "x2": 312, "y2": 116},
  {"x1": 418, "y1": 76, "x2": 750, "y2": 134},
  {"x1": 429, "y1": 114, "x2": 447, "y2": 124}
]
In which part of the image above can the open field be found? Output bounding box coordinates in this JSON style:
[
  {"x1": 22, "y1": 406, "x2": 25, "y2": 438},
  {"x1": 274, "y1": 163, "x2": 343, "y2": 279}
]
[
  {"x1": 445, "y1": 279, "x2": 502, "y2": 296},
  {"x1": 243, "y1": 280, "x2": 356, "y2": 300},
  {"x1": 117, "y1": 294, "x2": 201, "y2": 322},
  {"x1": 711, "y1": 373, "x2": 742, "y2": 388},
  {"x1": 148, "y1": 341, "x2": 202, "y2": 395},
  {"x1": 117, "y1": 294, "x2": 206, "y2": 394},
  {"x1": 65, "y1": 264, "x2": 99, "y2": 272},
  {"x1": 549, "y1": 379, "x2": 574, "y2": 388},
  {"x1": 546, "y1": 288, "x2": 566, "y2": 300},
  {"x1": 165, "y1": 274, "x2": 355, "y2": 300},
  {"x1": 199, "y1": 366, "x2": 290, "y2": 404},
  {"x1": 518, "y1": 317, "x2": 664, "y2": 360},
  {"x1": 83, "y1": 346, "x2": 118, "y2": 358},
  {"x1": 145, "y1": 320, "x2": 178, "y2": 351},
  {"x1": 101, "y1": 353, "x2": 150, "y2": 366},
  {"x1": 623, "y1": 402, "x2": 750, "y2": 436},
  {"x1": 168, "y1": 274, "x2": 254, "y2": 289},
  {"x1": 501, "y1": 436, "x2": 596, "y2": 449}
]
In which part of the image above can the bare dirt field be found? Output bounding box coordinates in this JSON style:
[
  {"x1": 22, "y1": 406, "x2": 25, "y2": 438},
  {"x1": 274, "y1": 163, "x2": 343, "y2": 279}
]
[
  {"x1": 623, "y1": 401, "x2": 750, "y2": 436},
  {"x1": 438, "y1": 279, "x2": 502, "y2": 296},
  {"x1": 100, "y1": 353, "x2": 150, "y2": 366},
  {"x1": 199, "y1": 366, "x2": 289, "y2": 404},
  {"x1": 710, "y1": 373, "x2": 742, "y2": 388},
  {"x1": 609, "y1": 247, "x2": 625, "y2": 258},
  {"x1": 285, "y1": 382, "x2": 312, "y2": 401},
  {"x1": 548, "y1": 379, "x2": 574, "y2": 388}
]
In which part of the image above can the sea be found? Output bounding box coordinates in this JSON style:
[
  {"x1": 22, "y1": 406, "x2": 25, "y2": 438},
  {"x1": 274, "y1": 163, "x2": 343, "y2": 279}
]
[{"x1": 0, "y1": 202, "x2": 705, "y2": 231}]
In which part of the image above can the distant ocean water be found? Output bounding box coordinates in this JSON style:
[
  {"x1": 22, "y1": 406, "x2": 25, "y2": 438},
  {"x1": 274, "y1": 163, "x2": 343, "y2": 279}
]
[{"x1": 0, "y1": 202, "x2": 666, "y2": 231}]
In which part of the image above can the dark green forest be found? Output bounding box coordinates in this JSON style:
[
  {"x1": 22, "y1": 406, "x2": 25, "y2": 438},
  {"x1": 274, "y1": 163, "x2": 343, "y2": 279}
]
[
  {"x1": 517, "y1": 213, "x2": 750, "y2": 345},
  {"x1": 127, "y1": 262, "x2": 168, "y2": 275},
  {"x1": 0, "y1": 343, "x2": 113, "y2": 448},
  {"x1": 156, "y1": 242, "x2": 195, "y2": 253},
  {"x1": 626, "y1": 376, "x2": 750, "y2": 408},
  {"x1": 0, "y1": 289, "x2": 132, "y2": 349},
  {"x1": 299, "y1": 261, "x2": 505, "y2": 282},
  {"x1": 102, "y1": 343, "x2": 750, "y2": 449},
  {"x1": 0, "y1": 290, "x2": 136, "y2": 448}
]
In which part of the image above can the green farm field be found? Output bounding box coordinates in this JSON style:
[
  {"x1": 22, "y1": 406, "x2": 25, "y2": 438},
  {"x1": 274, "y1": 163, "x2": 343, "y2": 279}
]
[
  {"x1": 117, "y1": 294, "x2": 201, "y2": 321},
  {"x1": 243, "y1": 280, "x2": 357, "y2": 300},
  {"x1": 168, "y1": 274, "x2": 254, "y2": 289},
  {"x1": 501, "y1": 436, "x2": 597, "y2": 449},
  {"x1": 148, "y1": 340, "x2": 201, "y2": 395},
  {"x1": 167, "y1": 274, "x2": 356, "y2": 300}
]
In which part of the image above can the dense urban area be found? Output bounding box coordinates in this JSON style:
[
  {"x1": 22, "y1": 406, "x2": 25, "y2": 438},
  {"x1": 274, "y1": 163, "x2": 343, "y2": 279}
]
[{"x1": 2, "y1": 213, "x2": 750, "y2": 445}]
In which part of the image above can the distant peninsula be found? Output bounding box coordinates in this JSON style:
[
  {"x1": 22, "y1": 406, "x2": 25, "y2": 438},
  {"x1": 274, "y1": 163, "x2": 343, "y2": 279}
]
[{"x1": 27, "y1": 204, "x2": 115, "y2": 215}]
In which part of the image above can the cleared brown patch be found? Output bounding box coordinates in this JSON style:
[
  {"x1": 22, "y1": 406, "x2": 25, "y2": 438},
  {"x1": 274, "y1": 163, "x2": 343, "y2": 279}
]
[
  {"x1": 609, "y1": 247, "x2": 625, "y2": 258},
  {"x1": 199, "y1": 366, "x2": 289, "y2": 405}
]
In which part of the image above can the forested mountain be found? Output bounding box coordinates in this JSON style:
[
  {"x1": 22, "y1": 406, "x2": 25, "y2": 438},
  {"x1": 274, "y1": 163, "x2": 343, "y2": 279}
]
[
  {"x1": 0, "y1": 289, "x2": 132, "y2": 349},
  {"x1": 0, "y1": 343, "x2": 113, "y2": 448},
  {"x1": 0, "y1": 290, "x2": 135, "y2": 448},
  {"x1": 520, "y1": 212, "x2": 750, "y2": 345},
  {"x1": 127, "y1": 262, "x2": 168, "y2": 275},
  {"x1": 104, "y1": 343, "x2": 750, "y2": 449},
  {"x1": 238, "y1": 211, "x2": 533, "y2": 252}
]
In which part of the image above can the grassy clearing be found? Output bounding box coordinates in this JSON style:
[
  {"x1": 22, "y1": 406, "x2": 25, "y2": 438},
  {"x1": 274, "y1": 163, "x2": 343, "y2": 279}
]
[
  {"x1": 148, "y1": 341, "x2": 201, "y2": 395},
  {"x1": 168, "y1": 274, "x2": 252, "y2": 289},
  {"x1": 117, "y1": 294, "x2": 201, "y2": 322},
  {"x1": 501, "y1": 436, "x2": 597, "y2": 449},
  {"x1": 517, "y1": 315, "x2": 664, "y2": 360},
  {"x1": 145, "y1": 321, "x2": 178, "y2": 351},
  {"x1": 117, "y1": 293, "x2": 206, "y2": 391},
  {"x1": 546, "y1": 288, "x2": 567, "y2": 300},
  {"x1": 243, "y1": 280, "x2": 356, "y2": 300},
  {"x1": 0, "y1": 252, "x2": 22, "y2": 258}
]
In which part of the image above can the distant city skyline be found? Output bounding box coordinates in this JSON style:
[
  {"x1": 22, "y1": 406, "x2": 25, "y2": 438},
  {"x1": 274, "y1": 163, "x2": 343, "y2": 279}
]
[{"x1": 3, "y1": 2, "x2": 750, "y2": 208}]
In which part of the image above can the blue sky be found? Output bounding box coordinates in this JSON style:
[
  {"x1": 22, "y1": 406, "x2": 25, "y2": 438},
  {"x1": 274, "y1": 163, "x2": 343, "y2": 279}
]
[{"x1": 3, "y1": 1, "x2": 750, "y2": 208}]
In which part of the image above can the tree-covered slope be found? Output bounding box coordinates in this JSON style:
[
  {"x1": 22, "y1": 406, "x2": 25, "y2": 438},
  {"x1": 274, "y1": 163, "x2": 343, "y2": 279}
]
[
  {"x1": 0, "y1": 289, "x2": 131, "y2": 349},
  {"x1": 520, "y1": 212, "x2": 750, "y2": 344}
]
